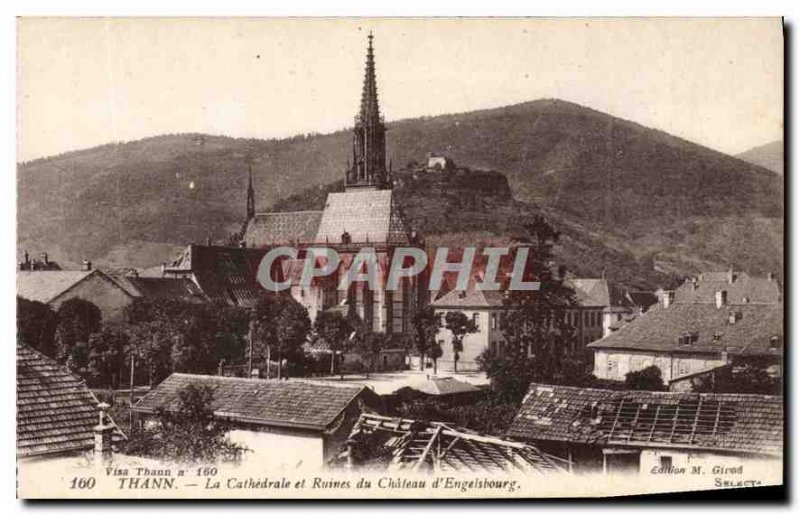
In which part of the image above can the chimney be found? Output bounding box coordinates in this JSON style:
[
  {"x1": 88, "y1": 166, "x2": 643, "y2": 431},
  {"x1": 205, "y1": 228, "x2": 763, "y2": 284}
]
[
  {"x1": 691, "y1": 277, "x2": 699, "y2": 291},
  {"x1": 662, "y1": 291, "x2": 674, "y2": 308},
  {"x1": 93, "y1": 402, "x2": 114, "y2": 465},
  {"x1": 767, "y1": 272, "x2": 774, "y2": 281},
  {"x1": 715, "y1": 290, "x2": 727, "y2": 309},
  {"x1": 82, "y1": 260, "x2": 92, "y2": 271},
  {"x1": 41, "y1": 253, "x2": 48, "y2": 265},
  {"x1": 160, "y1": 263, "x2": 166, "y2": 277},
  {"x1": 728, "y1": 268, "x2": 736, "y2": 284}
]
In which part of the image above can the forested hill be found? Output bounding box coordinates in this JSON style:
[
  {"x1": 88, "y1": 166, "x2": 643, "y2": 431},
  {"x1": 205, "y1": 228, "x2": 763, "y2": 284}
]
[{"x1": 18, "y1": 99, "x2": 783, "y2": 287}]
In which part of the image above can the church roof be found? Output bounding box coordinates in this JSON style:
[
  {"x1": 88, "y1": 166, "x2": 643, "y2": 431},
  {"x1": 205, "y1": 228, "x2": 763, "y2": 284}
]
[
  {"x1": 242, "y1": 211, "x2": 323, "y2": 248},
  {"x1": 314, "y1": 189, "x2": 409, "y2": 245}
]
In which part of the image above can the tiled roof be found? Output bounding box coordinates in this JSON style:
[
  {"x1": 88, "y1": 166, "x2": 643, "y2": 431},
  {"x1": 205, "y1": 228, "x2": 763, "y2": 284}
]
[
  {"x1": 124, "y1": 277, "x2": 205, "y2": 301},
  {"x1": 674, "y1": 272, "x2": 781, "y2": 305},
  {"x1": 165, "y1": 245, "x2": 272, "y2": 307},
  {"x1": 242, "y1": 211, "x2": 323, "y2": 248},
  {"x1": 132, "y1": 373, "x2": 375, "y2": 431},
  {"x1": 404, "y1": 377, "x2": 481, "y2": 396},
  {"x1": 587, "y1": 302, "x2": 783, "y2": 356},
  {"x1": 315, "y1": 190, "x2": 409, "y2": 244},
  {"x1": 17, "y1": 343, "x2": 122, "y2": 458},
  {"x1": 508, "y1": 384, "x2": 783, "y2": 456},
  {"x1": 432, "y1": 277, "x2": 609, "y2": 309},
  {"x1": 432, "y1": 287, "x2": 505, "y2": 308},
  {"x1": 343, "y1": 413, "x2": 567, "y2": 474},
  {"x1": 566, "y1": 278, "x2": 610, "y2": 307},
  {"x1": 17, "y1": 270, "x2": 96, "y2": 304}
]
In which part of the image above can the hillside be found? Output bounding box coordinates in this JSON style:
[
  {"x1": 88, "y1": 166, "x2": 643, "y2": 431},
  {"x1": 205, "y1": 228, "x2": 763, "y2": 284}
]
[
  {"x1": 737, "y1": 140, "x2": 783, "y2": 175},
  {"x1": 17, "y1": 99, "x2": 783, "y2": 287}
]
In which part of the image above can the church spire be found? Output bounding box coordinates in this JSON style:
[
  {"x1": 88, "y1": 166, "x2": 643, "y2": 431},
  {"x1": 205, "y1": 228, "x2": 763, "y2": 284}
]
[
  {"x1": 246, "y1": 157, "x2": 255, "y2": 221},
  {"x1": 346, "y1": 32, "x2": 388, "y2": 190},
  {"x1": 359, "y1": 32, "x2": 381, "y2": 126}
]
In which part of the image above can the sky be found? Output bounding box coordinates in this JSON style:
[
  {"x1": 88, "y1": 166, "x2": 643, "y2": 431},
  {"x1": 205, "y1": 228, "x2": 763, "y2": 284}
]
[{"x1": 17, "y1": 17, "x2": 783, "y2": 162}]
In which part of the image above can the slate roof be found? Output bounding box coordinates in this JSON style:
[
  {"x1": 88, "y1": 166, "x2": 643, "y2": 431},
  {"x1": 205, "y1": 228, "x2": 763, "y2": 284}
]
[
  {"x1": 315, "y1": 190, "x2": 410, "y2": 244},
  {"x1": 403, "y1": 377, "x2": 481, "y2": 396},
  {"x1": 432, "y1": 287, "x2": 505, "y2": 309},
  {"x1": 432, "y1": 277, "x2": 610, "y2": 310},
  {"x1": 343, "y1": 413, "x2": 568, "y2": 474},
  {"x1": 165, "y1": 245, "x2": 273, "y2": 307},
  {"x1": 566, "y1": 278, "x2": 610, "y2": 308},
  {"x1": 132, "y1": 373, "x2": 376, "y2": 432},
  {"x1": 17, "y1": 343, "x2": 122, "y2": 458},
  {"x1": 587, "y1": 302, "x2": 783, "y2": 356},
  {"x1": 674, "y1": 272, "x2": 781, "y2": 305},
  {"x1": 242, "y1": 211, "x2": 323, "y2": 248},
  {"x1": 17, "y1": 270, "x2": 99, "y2": 304},
  {"x1": 507, "y1": 384, "x2": 783, "y2": 456},
  {"x1": 124, "y1": 277, "x2": 205, "y2": 302}
]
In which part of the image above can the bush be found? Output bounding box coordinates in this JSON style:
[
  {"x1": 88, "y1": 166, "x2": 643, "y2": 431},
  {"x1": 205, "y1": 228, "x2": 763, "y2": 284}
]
[{"x1": 625, "y1": 365, "x2": 666, "y2": 391}]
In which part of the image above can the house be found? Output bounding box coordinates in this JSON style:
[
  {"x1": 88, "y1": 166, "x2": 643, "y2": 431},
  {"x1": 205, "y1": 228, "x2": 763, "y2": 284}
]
[
  {"x1": 506, "y1": 383, "x2": 783, "y2": 475},
  {"x1": 602, "y1": 289, "x2": 658, "y2": 338},
  {"x1": 339, "y1": 412, "x2": 568, "y2": 474},
  {"x1": 162, "y1": 244, "x2": 272, "y2": 307},
  {"x1": 17, "y1": 268, "x2": 136, "y2": 322},
  {"x1": 131, "y1": 373, "x2": 382, "y2": 470},
  {"x1": 305, "y1": 335, "x2": 408, "y2": 374},
  {"x1": 432, "y1": 276, "x2": 612, "y2": 372},
  {"x1": 588, "y1": 271, "x2": 782, "y2": 383},
  {"x1": 391, "y1": 376, "x2": 483, "y2": 406},
  {"x1": 17, "y1": 343, "x2": 123, "y2": 460},
  {"x1": 425, "y1": 153, "x2": 455, "y2": 171}
]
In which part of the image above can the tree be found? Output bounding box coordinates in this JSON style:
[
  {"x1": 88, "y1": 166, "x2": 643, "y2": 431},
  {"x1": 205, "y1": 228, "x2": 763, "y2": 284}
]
[
  {"x1": 478, "y1": 215, "x2": 578, "y2": 402},
  {"x1": 17, "y1": 296, "x2": 58, "y2": 357},
  {"x1": 123, "y1": 384, "x2": 247, "y2": 464},
  {"x1": 352, "y1": 327, "x2": 391, "y2": 377},
  {"x1": 444, "y1": 311, "x2": 478, "y2": 373},
  {"x1": 252, "y1": 294, "x2": 311, "y2": 379},
  {"x1": 625, "y1": 365, "x2": 666, "y2": 391},
  {"x1": 86, "y1": 326, "x2": 129, "y2": 388},
  {"x1": 411, "y1": 305, "x2": 441, "y2": 372},
  {"x1": 54, "y1": 298, "x2": 103, "y2": 367},
  {"x1": 312, "y1": 311, "x2": 353, "y2": 377}
]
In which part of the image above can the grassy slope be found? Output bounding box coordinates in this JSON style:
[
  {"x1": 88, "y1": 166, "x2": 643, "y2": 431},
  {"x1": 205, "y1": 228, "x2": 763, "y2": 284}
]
[{"x1": 18, "y1": 99, "x2": 782, "y2": 285}]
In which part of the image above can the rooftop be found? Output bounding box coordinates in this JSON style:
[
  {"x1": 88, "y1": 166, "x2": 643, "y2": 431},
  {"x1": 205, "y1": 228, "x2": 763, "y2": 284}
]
[
  {"x1": 132, "y1": 373, "x2": 377, "y2": 432},
  {"x1": 17, "y1": 343, "x2": 123, "y2": 458},
  {"x1": 342, "y1": 413, "x2": 568, "y2": 474},
  {"x1": 673, "y1": 271, "x2": 781, "y2": 305},
  {"x1": 243, "y1": 211, "x2": 323, "y2": 248},
  {"x1": 17, "y1": 270, "x2": 98, "y2": 304},
  {"x1": 507, "y1": 383, "x2": 783, "y2": 456},
  {"x1": 315, "y1": 190, "x2": 409, "y2": 245},
  {"x1": 587, "y1": 302, "x2": 783, "y2": 356}
]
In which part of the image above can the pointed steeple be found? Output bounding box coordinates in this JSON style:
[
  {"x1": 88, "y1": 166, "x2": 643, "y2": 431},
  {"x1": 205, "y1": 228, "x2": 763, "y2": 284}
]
[
  {"x1": 345, "y1": 32, "x2": 388, "y2": 190},
  {"x1": 246, "y1": 158, "x2": 255, "y2": 221},
  {"x1": 359, "y1": 32, "x2": 381, "y2": 126}
]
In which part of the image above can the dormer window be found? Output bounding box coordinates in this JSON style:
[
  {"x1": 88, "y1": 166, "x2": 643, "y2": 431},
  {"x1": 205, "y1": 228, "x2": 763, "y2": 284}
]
[
  {"x1": 770, "y1": 336, "x2": 780, "y2": 349},
  {"x1": 678, "y1": 332, "x2": 699, "y2": 346}
]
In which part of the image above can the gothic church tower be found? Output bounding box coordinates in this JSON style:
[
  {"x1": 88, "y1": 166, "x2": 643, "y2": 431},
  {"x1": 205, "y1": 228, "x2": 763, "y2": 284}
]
[{"x1": 346, "y1": 33, "x2": 390, "y2": 190}]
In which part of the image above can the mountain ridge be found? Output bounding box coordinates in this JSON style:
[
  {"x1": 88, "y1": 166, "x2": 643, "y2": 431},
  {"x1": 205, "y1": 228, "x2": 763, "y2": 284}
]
[{"x1": 17, "y1": 98, "x2": 783, "y2": 288}]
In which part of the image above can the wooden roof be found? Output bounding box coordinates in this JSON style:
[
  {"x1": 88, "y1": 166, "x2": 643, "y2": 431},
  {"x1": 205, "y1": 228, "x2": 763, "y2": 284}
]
[
  {"x1": 507, "y1": 383, "x2": 783, "y2": 456},
  {"x1": 342, "y1": 413, "x2": 567, "y2": 474},
  {"x1": 17, "y1": 343, "x2": 122, "y2": 458}
]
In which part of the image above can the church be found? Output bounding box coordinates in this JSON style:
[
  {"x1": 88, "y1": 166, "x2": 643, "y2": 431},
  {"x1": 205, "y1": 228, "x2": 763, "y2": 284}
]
[{"x1": 166, "y1": 34, "x2": 424, "y2": 339}]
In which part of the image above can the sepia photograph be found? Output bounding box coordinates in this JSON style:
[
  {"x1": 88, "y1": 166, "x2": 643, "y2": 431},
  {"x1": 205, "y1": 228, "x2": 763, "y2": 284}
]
[{"x1": 13, "y1": 16, "x2": 784, "y2": 500}]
